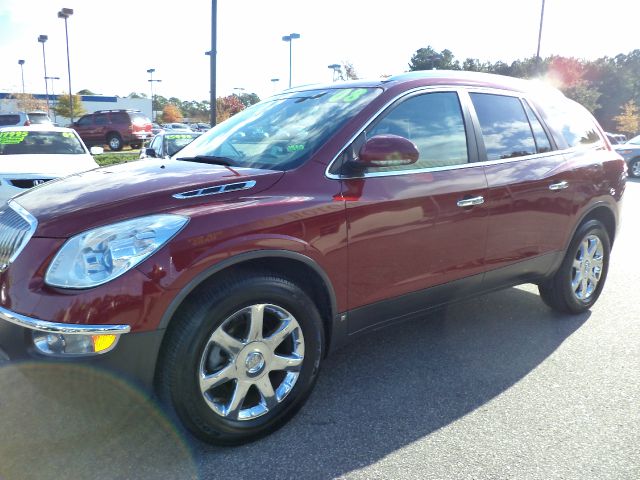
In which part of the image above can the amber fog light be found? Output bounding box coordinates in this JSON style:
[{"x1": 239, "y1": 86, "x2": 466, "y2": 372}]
[{"x1": 32, "y1": 332, "x2": 120, "y2": 356}]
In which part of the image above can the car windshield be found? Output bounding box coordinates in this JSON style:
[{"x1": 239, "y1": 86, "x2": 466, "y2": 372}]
[
  {"x1": 0, "y1": 130, "x2": 86, "y2": 155},
  {"x1": 28, "y1": 113, "x2": 51, "y2": 124},
  {"x1": 164, "y1": 133, "x2": 200, "y2": 156},
  {"x1": 176, "y1": 87, "x2": 382, "y2": 170},
  {"x1": 627, "y1": 135, "x2": 640, "y2": 145}
]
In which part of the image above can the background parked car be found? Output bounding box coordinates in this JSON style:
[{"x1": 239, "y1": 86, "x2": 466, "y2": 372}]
[
  {"x1": 606, "y1": 132, "x2": 627, "y2": 145},
  {"x1": 72, "y1": 109, "x2": 152, "y2": 151},
  {"x1": 0, "y1": 111, "x2": 53, "y2": 127},
  {"x1": 0, "y1": 125, "x2": 100, "y2": 203},
  {"x1": 161, "y1": 122, "x2": 193, "y2": 132},
  {"x1": 140, "y1": 131, "x2": 201, "y2": 159},
  {"x1": 614, "y1": 134, "x2": 640, "y2": 177},
  {"x1": 190, "y1": 122, "x2": 211, "y2": 132}
]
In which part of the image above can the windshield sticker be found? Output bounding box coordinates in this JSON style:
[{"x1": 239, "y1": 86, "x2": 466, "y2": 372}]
[
  {"x1": 328, "y1": 88, "x2": 368, "y2": 103},
  {"x1": 166, "y1": 134, "x2": 195, "y2": 140},
  {"x1": 62, "y1": 132, "x2": 75, "y2": 138},
  {"x1": 287, "y1": 144, "x2": 305, "y2": 153},
  {"x1": 0, "y1": 131, "x2": 29, "y2": 144}
]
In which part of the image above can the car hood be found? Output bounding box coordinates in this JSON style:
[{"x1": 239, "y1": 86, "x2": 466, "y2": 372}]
[
  {"x1": 14, "y1": 159, "x2": 285, "y2": 238},
  {"x1": 0, "y1": 153, "x2": 98, "y2": 176}
]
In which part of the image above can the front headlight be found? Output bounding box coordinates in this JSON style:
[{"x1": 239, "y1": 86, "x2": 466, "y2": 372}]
[{"x1": 45, "y1": 214, "x2": 188, "y2": 289}]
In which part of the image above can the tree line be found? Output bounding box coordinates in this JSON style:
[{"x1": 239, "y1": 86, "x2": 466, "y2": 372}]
[{"x1": 408, "y1": 46, "x2": 640, "y2": 136}]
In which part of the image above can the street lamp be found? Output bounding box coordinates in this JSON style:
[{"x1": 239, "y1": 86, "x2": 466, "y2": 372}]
[
  {"x1": 328, "y1": 63, "x2": 341, "y2": 82},
  {"x1": 37, "y1": 35, "x2": 50, "y2": 116},
  {"x1": 536, "y1": 0, "x2": 546, "y2": 75},
  {"x1": 270, "y1": 78, "x2": 280, "y2": 93},
  {"x1": 57, "y1": 7, "x2": 74, "y2": 122},
  {"x1": 281, "y1": 33, "x2": 300, "y2": 88},
  {"x1": 18, "y1": 60, "x2": 25, "y2": 94},
  {"x1": 46, "y1": 76, "x2": 60, "y2": 123},
  {"x1": 147, "y1": 68, "x2": 162, "y2": 121}
]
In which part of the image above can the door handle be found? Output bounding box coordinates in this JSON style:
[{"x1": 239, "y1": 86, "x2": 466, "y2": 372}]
[
  {"x1": 549, "y1": 181, "x2": 569, "y2": 191},
  {"x1": 457, "y1": 196, "x2": 484, "y2": 208}
]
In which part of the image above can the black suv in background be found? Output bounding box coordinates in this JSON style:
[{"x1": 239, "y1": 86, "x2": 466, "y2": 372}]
[{"x1": 72, "y1": 109, "x2": 152, "y2": 151}]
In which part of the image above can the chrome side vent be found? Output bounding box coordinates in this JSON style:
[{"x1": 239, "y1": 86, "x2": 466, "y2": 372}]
[
  {"x1": 172, "y1": 180, "x2": 257, "y2": 199},
  {"x1": 0, "y1": 201, "x2": 38, "y2": 272}
]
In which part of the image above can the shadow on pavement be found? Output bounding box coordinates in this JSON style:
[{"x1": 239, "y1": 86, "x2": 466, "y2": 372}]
[
  {"x1": 0, "y1": 363, "x2": 198, "y2": 480},
  {"x1": 194, "y1": 286, "x2": 589, "y2": 479}
]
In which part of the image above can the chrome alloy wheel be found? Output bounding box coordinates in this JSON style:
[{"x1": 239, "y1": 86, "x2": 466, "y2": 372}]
[
  {"x1": 198, "y1": 304, "x2": 305, "y2": 421},
  {"x1": 571, "y1": 234, "x2": 604, "y2": 301}
]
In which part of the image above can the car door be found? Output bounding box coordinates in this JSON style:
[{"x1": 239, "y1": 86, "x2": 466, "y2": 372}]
[
  {"x1": 338, "y1": 90, "x2": 489, "y2": 334},
  {"x1": 92, "y1": 113, "x2": 110, "y2": 144},
  {"x1": 466, "y1": 91, "x2": 574, "y2": 286},
  {"x1": 73, "y1": 115, "x2": 94, "y2": 144}
]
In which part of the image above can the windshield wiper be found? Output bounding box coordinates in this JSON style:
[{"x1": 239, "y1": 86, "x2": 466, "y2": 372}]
[{"x1": 176, "y1": 155, "x2": 236, "y2": 166}]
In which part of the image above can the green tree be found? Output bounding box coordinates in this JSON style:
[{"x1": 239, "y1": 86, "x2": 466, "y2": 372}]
[
  {"x1": 76, "y1": 89, "x2": 96, "y2": 95},
  {"x1": 236, "y1": 92, "x2": 260, "y2": 108},
  {"x1": 127, "y1": 92, "x2": 147, "y2": 99},
  {"x1": 53, "y1": 92, "x2": 86, "y2": 120},
  {"x1": 409, "y1": 46, "x2": 460, "y2": 71},
  {"x1": 614, "y1": 100, "x2": 640, "y2": 136},
  {"x1": 10, "y1": 93, "x2": 47, "y2": 112},
  {"x1": 162, "y1": 104, "x2": 183, "y2": 123}
]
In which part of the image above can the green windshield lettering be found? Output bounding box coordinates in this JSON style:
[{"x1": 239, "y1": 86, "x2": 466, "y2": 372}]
[
  {"x1": 287, "y1": 144, "x2": 305, "y2": 153},
  {"x1": 0, "y1": 131, "x2": 29, "y2": 144},
  {"x1": 328, "y1": 88, "x2": 368, "y2": 103}
]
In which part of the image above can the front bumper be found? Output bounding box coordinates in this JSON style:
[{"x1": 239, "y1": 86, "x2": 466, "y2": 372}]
[{"x1": 0, "y1": 307, "x2": 165, "y2": 388}]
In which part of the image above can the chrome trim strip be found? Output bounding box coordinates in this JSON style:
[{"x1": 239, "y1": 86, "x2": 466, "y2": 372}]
[
  {"x1": 172, "y1": 180, "x2": 257, "y2": 199},
  {"x1": 6, "y1": 200, "x2": 38, "y2": 264},
  {"x1": 0, "y1": 306, "x2": 131, "y2": 334}
]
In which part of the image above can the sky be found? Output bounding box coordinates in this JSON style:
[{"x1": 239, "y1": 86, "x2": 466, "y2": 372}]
[{"x1": 0, "y1": 0, "x2": 639, "y2": 102}]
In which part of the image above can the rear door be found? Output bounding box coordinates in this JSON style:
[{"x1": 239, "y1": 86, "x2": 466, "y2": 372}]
[
  {"x1": 339, "y1": 89, "x2": 489, "y2": 333},
  {"x1": 467, "y1": 91, "x2": 574, "y2": 284}
]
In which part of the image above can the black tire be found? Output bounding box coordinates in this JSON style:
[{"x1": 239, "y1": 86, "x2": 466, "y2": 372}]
[
  {"x1": 538, "y1": 220, "x2": 610, "y2": 314},
  {"x1": 628, "y1": 158, "x2": 640, "y2": 178},
  {"x1": 130, "y1": 143, "x2": 141, "y2": 150},
  {"x1": 107, "y1": 133, "x2": 123, "y2": 151},
  {"x1": 156, "y1": 271, "x2": 324, "y2": 445}
]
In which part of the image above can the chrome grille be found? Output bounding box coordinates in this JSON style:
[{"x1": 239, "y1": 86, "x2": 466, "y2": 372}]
[{"x1": 0, "y1": 201, "x2": 37, "y2": 271}]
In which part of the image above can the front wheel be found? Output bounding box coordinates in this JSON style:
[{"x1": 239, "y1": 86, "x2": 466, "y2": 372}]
[
  {"x1": 538, "y1": 220, "x2": 611, "y2": 314},
  {"x1": 156, "y1": 272, "x2": 324, "y2": 445},
  {"x1": 628, "y1": 158, "x2": 640, "y2": 178}
]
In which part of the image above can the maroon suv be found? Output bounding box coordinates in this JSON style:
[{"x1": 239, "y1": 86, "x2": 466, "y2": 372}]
[
  {"x1": 72, "y1": 109, "x2": 152, "y2": 151},
  {"x1": 0, "y1": 72, "x2": 626, "y2": 445}
]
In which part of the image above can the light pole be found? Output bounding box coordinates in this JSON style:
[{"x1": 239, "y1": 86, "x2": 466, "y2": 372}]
[
  {"x1": 57, "y1": 8, "x2": 74, "y2": 122},
  {"x1": 18, "y1": 60, "x2": 25, "y2": 94},
  {"x1": 147, "y1": 69, "x2": 162, "y2": 121},
  {"x1": 281, "y1": 33, "x2": 300, "y2": 88},
  {"x1": 536, "y1": 0, "x2": 546, "y2": 75},
  {"x1": 209, "y1": 0, "x2": 218, "y2": 126},
  {"x1": 328, "y1": 63, "x2": 341, "y2": 82},
  {"x1": 37, "y1": 35, "x2": 50, "y2": 116},
  {"x1": 46, "y1": 76, "x2": 60, "y2": 123}
]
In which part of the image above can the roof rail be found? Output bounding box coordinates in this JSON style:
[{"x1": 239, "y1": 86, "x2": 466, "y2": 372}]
[{"x1": 93, "y1": 109, "x2": 142, "y2": 114}]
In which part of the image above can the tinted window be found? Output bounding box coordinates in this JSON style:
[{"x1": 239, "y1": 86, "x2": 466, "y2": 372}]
[
  {"x1": 131, "y1": 113, "x2": 150, "y2": 125},
  {"x1": 0, "y1": 115, "x2": 21, "y2": 126},
  {"x1": 364, "y1": 92, "x2": 468, "y2": 171},
  {"x1": 111, "y1": 112, "x2": 129, "y2": 124},
  {"x1": 94, "y1": 114, "x2": 109, "y2": 126},
  {"x1": 471, "y1": 93, "x2": 536, "y2": 160},
  {"x1": 522, "y1": 100, "x2": 552, "y2": 153},
  {"x1": 77, "y1": 115, "x2": 93, "y2": 126},
  {"x1": 543, "y1": 100, "x2": 602, "y2": 148}
]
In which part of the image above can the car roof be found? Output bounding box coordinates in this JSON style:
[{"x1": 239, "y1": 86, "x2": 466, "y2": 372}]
[
  {"x1": 0, "y1": 125, "x2": 78, "y2": 133},
  {"x1": 279, "y1": 70, "x2": 565, "y2": 98}
]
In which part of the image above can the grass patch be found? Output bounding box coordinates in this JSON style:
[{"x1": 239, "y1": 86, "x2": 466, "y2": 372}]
[{"x1": 94, "y1": 152, "x2": 139, "y2": 167}]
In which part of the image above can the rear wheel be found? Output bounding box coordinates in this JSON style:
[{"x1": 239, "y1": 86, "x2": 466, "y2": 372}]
[
  {"x1": 156, "y1": 272, "x2": 324, "y2": 445},
  {"x1": 539, "y1": 220, "x2": 610, "y2": 314},
  {"x1": 107, "y1": 133, "x2": 123, "y2": 151}
]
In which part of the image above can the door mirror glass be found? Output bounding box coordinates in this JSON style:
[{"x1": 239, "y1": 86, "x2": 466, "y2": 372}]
[
  {"x1": 355, "y1": 135, "x2": 419, "y2": 168},
  {"x1": 145, "y1": 148, "x2": 157, "y2": 158}
]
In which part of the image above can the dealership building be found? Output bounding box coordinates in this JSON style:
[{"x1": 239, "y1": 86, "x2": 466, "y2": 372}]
[{"x1": 0, "y1": 92, "x2": 151, "y2": 125}]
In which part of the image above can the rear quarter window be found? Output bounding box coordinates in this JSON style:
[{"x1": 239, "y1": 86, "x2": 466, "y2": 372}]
[{"x1": 540, "y1": 99, "x2": 603, "y2": 149}]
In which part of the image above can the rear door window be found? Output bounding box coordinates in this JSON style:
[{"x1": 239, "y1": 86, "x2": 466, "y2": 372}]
[
  {"x1": 470, "y1": 93, "x2": 537, "y2": 160},
  {"x1": 542, "y1": 100, "x2": 603, "y2": 148}
]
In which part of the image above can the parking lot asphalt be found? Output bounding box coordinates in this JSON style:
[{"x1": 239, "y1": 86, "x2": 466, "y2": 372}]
[{"x1": 0, "y1": 181, "x2": 638, "y2": 480}]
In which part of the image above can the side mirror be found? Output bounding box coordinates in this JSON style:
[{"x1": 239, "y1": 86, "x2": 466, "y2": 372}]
[
  {"x1": 355, "y1": 135, "x2": 419, "y2": 168},
  {"x1": 89, "y1": 146, "x2": 104, "y2": 155},
  {"x1": 145, "y1": 148, "x2": 157, "y2": 158}
]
